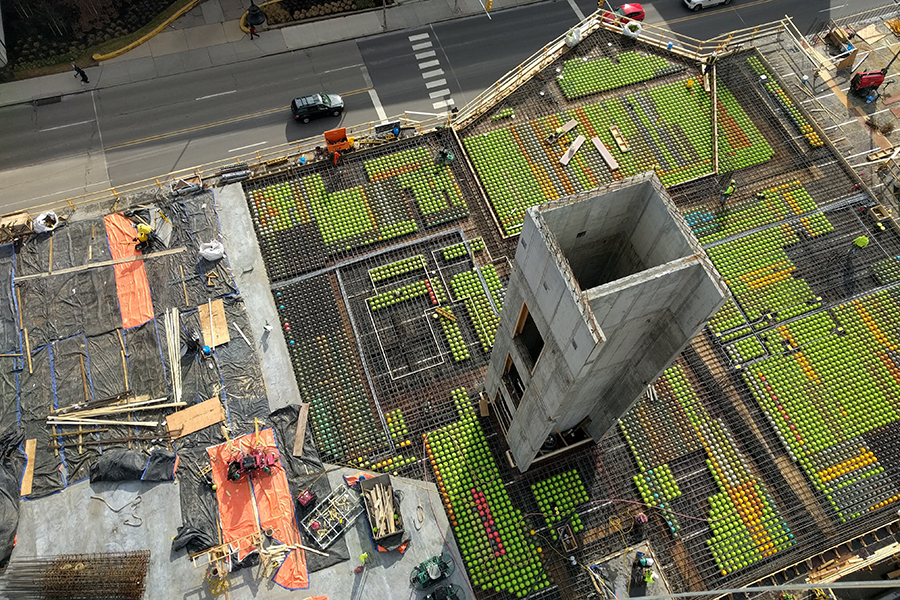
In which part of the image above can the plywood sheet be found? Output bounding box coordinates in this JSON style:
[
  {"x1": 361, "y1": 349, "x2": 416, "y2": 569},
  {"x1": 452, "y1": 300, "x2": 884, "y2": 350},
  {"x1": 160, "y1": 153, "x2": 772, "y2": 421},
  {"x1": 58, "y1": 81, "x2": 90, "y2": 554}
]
[
  {"x1": 559, "y1": 135, "x2": 585, "y2": 166},
  {"x1": 292, "y1": 403, "x2": 310, "y2": 457},
  {"x1": 591, "y1": 137, "x2": 619, "y2": 171},
  {"x1": 856, "y1": 24, "x2": 886, "y2": 45},
  {"x1": 167, "y1": 397, "x2": 225, "y2": 438},
  {"x1": 20, "y1": 438, "x2": 36, "y2": 496},
  {"x1": 199, "y1": 298, "x2": 230, "y2": 347}
]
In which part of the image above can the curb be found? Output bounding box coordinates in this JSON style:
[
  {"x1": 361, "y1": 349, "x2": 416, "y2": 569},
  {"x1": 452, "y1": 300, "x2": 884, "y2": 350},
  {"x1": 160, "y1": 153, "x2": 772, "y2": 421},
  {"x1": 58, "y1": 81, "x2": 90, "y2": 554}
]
[
  {"x1": 92, "y1": 0, "x2": 206, "y2": 61},
  {"x1": 0, "y1": 0, "x2": 547, "y2": 110}
]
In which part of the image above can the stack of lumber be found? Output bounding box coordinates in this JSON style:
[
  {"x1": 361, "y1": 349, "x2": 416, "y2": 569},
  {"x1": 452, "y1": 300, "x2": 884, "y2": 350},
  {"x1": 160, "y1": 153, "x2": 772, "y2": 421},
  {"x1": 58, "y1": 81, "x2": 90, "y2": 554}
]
[
  {"x1": 365, "y1": 482, "x2": 398, "y2": 536},
  {"x1": 48, "y1": 394, "x2": 184, "y2": 428}
]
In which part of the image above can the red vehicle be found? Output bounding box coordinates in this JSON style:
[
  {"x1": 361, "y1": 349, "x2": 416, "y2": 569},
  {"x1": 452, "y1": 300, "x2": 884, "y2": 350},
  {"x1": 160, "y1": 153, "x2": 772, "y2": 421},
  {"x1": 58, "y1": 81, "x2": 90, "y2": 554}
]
[{"x1": 600, "y1": 2, "x2": 645, "y2": 23}]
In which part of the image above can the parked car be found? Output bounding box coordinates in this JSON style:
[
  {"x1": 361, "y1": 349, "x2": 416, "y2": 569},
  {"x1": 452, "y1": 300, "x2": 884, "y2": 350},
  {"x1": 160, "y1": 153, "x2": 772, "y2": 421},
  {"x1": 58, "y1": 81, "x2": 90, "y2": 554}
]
[
  {"x1": 599, "y1": 3, "x2": 645, "y2": 23},
  {"x1": 683, "y1": 0, "x2": 731, "y2": 12},
  {"x1": 291, "y1": 93, "x2": 344, "y2": 123}
]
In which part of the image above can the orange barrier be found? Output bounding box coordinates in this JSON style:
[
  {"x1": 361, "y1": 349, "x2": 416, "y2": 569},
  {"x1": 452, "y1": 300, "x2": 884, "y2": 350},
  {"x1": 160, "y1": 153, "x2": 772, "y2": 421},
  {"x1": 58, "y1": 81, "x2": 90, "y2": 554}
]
[
  {"x1": 208, "y1": 428, "x2": 309, "y2": 590},
  {"x1": 103, "y1": 213, "x2": 154, "y2": 329}
]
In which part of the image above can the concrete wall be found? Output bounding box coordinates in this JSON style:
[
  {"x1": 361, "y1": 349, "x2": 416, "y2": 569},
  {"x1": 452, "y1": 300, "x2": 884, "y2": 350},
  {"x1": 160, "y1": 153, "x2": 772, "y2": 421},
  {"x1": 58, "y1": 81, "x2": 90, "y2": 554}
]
[{"x1": 486, "y1": 173, "x2": 727, "y2": 471}]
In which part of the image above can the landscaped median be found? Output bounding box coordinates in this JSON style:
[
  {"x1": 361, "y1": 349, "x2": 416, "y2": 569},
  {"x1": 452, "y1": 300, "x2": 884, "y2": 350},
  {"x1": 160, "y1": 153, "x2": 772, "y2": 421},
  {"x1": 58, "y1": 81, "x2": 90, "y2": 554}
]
[{"x1": 93, "y1": 0, "x2": 206, "y2": 61}]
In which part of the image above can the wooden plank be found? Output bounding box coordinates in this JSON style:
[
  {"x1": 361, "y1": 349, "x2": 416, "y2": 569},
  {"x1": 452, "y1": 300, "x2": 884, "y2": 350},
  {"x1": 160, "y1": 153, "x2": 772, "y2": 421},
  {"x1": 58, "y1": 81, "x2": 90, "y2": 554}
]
[
  {"x1": 591, "y1": 137, "x2": 619, "y2": 171},
  {"x1": 20, "y1": 438, "x2": 36, "y2": 496},
  {"x1": 179, "y1": 265, "x2": 189, "y2": 307},
  {"x1": 559, "y1": 118, "x2": 578, "y2": 134},
  {"x1": 199, "y1": 298, "x2": 230, "y2": 348},
  {"x1": 117, "y1": 329, "x2": 129, "y2": 390},
  {"x1": 24, "y1": 327, "x2": 32, "y2": 374},
  {"x1": 292, "y1": 403, "x2": 310, "y2": 457},
  {"x1": 15, "y1": 247, "x2": 187, "y2": 281},
  {"x1": 478, "y1": 392, "x2": 490, "y2": 417},
  {"x1": 867, "y1": 146, "x2": 895, "y2": 161},
  {"x1": 559, "y1": 135, "x2": 585, "y2": 166},
  {"x1": 166, "y1": 397, "x2": 225, "y2": 438},
  {"x1": 15, "y1": 286, "x2": 22, "y2": 330}
]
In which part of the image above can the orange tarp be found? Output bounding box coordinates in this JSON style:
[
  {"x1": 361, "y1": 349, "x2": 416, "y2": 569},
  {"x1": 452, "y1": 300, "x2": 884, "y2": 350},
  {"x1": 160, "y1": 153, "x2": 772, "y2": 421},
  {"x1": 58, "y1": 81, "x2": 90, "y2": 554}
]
[
  {"x1": 208, "y1": 428, "x2": 309, "y2": 590},
  {"x1": 104, "y1": 213, "x2": 154, "y2": 329}
]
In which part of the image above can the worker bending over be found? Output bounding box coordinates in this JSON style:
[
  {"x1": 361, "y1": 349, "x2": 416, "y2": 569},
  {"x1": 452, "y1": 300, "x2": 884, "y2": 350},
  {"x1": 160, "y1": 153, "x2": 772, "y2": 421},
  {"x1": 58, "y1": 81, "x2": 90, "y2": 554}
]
[{"x1": 134, "y1": 223, "x2": 154, "y2": 252}]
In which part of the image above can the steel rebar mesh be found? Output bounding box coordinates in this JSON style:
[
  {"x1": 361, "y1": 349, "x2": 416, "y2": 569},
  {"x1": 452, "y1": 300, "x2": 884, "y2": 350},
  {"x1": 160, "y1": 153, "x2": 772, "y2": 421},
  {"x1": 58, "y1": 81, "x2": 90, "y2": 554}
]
[
  {"x1": 0, "y1": 550, "x2": 151, "y2": 600},
  {"x1": 238, "y1": 20, "x2": 900, "y2": 600}
]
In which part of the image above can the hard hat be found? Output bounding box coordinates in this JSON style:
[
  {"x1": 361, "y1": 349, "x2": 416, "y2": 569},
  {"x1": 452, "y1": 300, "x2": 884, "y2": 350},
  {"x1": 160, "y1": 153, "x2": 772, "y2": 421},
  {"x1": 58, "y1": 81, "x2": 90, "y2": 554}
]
[
  {"x1": 136, "y1": 223, "x2": 153, "y2": 235},
  {"x1": 730, "y1": 179, "x2": 735, "y2": 184}
]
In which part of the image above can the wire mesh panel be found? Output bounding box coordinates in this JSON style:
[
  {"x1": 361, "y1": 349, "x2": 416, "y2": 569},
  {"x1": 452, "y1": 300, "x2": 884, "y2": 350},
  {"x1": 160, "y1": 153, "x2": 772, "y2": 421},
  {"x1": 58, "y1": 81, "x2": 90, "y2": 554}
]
[
  {"x1": 0, "y1": 551, "x2": 151, "y2": 600},
  {"x1": 240, "y1": 22, "x2": 900, "y2": 600}
]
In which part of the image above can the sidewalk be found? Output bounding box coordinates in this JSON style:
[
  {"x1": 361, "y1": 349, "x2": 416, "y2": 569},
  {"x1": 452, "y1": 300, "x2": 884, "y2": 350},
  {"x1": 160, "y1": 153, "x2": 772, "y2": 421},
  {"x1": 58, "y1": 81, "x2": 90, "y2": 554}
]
[{"x1": 0, "y1": 0, "x2": 546, "y2": 109}]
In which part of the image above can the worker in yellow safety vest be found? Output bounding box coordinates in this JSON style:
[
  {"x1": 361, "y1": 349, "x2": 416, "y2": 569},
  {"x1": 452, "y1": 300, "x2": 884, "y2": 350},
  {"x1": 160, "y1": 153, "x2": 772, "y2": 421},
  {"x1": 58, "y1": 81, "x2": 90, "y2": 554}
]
[
  {"x1": 849, "y1": 235, "x2": 869, "y2": 256},
  {"x1": 720, "y1": 180, "x2": 736, "y2": 205},
  {"x1": 134, "y1": 223, "x2": 154, "y2": 251}
]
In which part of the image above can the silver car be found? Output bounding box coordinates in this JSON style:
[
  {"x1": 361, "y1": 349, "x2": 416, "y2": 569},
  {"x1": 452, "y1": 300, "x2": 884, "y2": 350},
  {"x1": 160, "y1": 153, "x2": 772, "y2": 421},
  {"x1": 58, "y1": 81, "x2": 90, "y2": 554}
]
[{"x1": 683, "y1": 0, "x2": 731, "y2": 11}]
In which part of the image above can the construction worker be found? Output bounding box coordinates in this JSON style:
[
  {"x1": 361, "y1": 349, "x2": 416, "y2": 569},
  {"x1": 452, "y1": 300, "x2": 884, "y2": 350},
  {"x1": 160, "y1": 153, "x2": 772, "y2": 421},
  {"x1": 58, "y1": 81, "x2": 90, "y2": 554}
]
[
  {"x1": 133, "y1": 223, "x2": 154, "y2": 251},
  {"x1": 720, "y1": 180, "x2": 736, "y2": 205},
  {"x1": 849, "y1": 235, "x2": 869, "y2": 256},
  {"x1": 703, "y1": 51, "x2": 718, "y2": 76}
]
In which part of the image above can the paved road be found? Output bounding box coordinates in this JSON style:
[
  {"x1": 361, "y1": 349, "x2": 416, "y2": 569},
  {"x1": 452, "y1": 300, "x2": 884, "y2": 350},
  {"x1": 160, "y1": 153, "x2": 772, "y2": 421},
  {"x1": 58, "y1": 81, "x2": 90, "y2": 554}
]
[{"x1": 0, "y1": 0, "x2": 891, "y2": 210}]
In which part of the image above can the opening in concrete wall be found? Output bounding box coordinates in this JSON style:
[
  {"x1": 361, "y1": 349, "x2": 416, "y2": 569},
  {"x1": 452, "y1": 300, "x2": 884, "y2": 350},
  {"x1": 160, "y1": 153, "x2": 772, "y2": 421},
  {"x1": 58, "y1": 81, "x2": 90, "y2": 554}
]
[
  {"x1": 541, "y1": 180, "x2": 694, "y2": 294},
  {"x1": 513, "y1": 303, "x2": 545, "y2": 369},
  {"x1": 502, "y1": 354, "x2": 525, "y2": 408}
]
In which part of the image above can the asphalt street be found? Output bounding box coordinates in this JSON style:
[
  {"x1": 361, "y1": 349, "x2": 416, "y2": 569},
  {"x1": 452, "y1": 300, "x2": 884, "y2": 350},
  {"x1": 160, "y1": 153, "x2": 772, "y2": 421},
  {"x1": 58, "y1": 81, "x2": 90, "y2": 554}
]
[{"x1": 0, "y1": 0, "x2": 893, "y2": 209}]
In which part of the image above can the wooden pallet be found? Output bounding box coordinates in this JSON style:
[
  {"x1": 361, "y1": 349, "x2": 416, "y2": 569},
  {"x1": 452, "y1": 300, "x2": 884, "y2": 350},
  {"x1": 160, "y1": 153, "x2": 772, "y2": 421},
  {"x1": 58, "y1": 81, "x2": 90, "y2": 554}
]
[{"x1": 609, "y1": 125, "x2": 629, "y2": 152}]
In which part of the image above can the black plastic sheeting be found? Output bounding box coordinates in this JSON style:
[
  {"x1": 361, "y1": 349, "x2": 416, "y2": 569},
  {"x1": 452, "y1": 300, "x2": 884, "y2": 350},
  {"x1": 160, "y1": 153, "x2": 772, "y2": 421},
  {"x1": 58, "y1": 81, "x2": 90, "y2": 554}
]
[
  {"x1": 89, "y1": 448, "x2": 177, "y2": 483},
  {"x1": 0, "y1": 426, "x2": 24, "y2": 568},
  {"x1": 0, "y1": 358, "x2": 18, "y2": 431},
  {"x1": 0, "y1": 245, "x2": 17, "y2": 355},
  {"x1": 18, "y1": 346, "x2": 64, "y2": 497},
  {"x1": 52, "y1": 335, "x2": 99, "y2": 484},
  {"x1": 267, "y1": 405, "x2": 350, "y2": 572},
  {"x1": 174, "y1": 405, "x2": 350, "y2": 573},
  {"x1": 17, "y1": 267, "x2": 120, "y2": 347}
]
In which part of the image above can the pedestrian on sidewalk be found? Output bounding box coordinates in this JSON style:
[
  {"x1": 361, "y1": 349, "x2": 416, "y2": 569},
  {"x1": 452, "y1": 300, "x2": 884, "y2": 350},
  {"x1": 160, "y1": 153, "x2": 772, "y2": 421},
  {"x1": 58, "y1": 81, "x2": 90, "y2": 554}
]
[
  {"x1": 249, "y1": 25, "x2": 259, "y2": 40},
  {"x1": 72, "y1": 64, "x2": 89, "y2": 84}
]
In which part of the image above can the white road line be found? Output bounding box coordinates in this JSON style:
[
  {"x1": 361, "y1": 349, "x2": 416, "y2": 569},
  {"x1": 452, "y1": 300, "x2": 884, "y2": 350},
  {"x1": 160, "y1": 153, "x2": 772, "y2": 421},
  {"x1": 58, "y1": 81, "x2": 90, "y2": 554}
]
[
  {"x1": 360, "y1": 64, "x2": 387, "y2": 122},
  {"x1": 195, "y1": 90, "x2": 236, "y2": 101},
  {"x1": 425, "y1": 78, "x2": 448, "y2": 89},
  {"x1": 39, "y1": 119, "x2": 95, "y2": 132},
  {"x1": 567, "y1": 0, "x2": 586, "y2": 20},
  {"x1": 421, "y1": 69, "x2": 444, "y2": 79},
  {"x1": 429, "y1": 89, "x2": 452, "y2": 99},
  {"x1": 318, "y1": 63, "x2": 364, "y2": 74},
  {"x1": 409, "y1": 33, "x2": 430, "y2": 41},
  {"x1": 819, "y1": 4, "x2": 846, "y2": 12},
  {"x1": 419, "y1": 60, "x2": 440, "y2": 69},
  {"x1": 433, "y1": 99, "x2": 455, "y2": 109},
  {"x1": 416, "y1": 51, "x2": 437, "y2": 60},
  {"x1": 411, "y1": 42, "x2": 433, "y2": 51},
  {"x1": 229, "y1": 141, "x2": 267, "y2": 153}
]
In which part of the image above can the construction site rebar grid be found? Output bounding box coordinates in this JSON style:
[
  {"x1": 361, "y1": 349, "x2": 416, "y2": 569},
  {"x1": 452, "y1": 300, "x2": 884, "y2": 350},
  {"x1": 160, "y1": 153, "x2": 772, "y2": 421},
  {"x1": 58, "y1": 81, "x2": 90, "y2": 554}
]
[
  {"x1": 236, "y1": 20, "x2": 900, "y2": 600},
  {"x1": 0, "y1": 550, "x2": 151, "y2": 600}
]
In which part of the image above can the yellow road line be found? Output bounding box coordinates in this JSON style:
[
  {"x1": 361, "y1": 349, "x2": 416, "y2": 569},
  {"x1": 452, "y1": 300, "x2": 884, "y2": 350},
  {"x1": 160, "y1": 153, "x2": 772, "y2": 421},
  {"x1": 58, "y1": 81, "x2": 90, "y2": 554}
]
[
  {"x1": 660, "y1": 0, "x2": 779, "y2": 25},
  {"x1": 107, "y1": 87, "x2": 373, "y2": 150}
]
